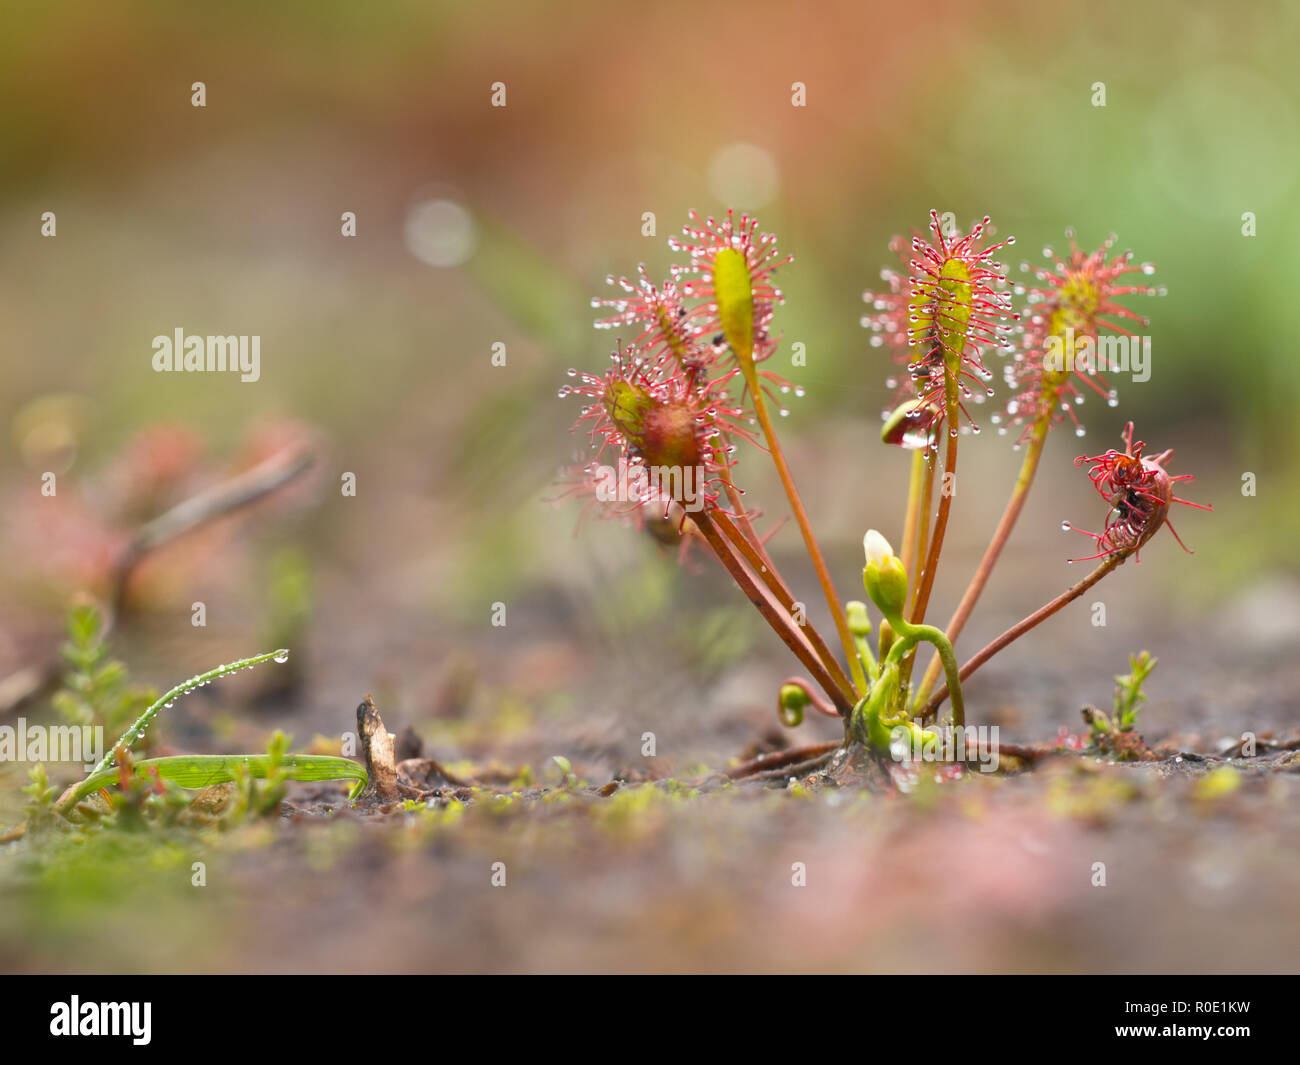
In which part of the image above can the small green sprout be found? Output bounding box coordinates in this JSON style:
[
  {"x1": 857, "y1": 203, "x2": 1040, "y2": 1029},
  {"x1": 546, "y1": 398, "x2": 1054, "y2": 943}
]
[
  {"x1": 551, "y1": 755, "x2": 579, "y2": 789},
  {"x1": 22, "y1": 764, "x2": 60, "y2": 831},
  {"x1": 1083, "y1": 651, "x2": 1158, "y2": 761},
  {"x1": 228, "y1": 730, "x2": 294, "y2": 821},
  {"x1": 1113, "y1": 651, "x2": 1157, "y2": 732},
  {"x1": 1086, "y1": 651, "x2": 1157, "y2": 741},
  {"x1": 52, "y1": 602, "x2": 156, "y2": 743}
]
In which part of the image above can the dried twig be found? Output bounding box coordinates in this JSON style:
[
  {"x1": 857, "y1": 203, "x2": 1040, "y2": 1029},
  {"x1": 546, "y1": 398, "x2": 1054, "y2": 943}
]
[
  {"x1": 0, "y1": 448, "x2": 315, "y2": 719},
  {"x1": 108, "y1": 449, "x2": 315, "y2": 618}
]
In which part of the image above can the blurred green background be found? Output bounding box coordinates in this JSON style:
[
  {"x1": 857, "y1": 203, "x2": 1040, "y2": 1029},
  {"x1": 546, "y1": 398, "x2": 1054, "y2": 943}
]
[{"x1": 1, "y1": 0, "x2": 1297, "y2": 765}]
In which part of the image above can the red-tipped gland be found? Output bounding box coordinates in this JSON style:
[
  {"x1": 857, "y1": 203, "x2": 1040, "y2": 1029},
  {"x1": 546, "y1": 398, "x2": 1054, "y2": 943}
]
[
  {"x1": 592, "y1": 267, "x2": 705, "y2": 374},
  {"x1": 863, "y1": 211, "x2": 1018, "y2": 444},
  {"x1": 999, "y1": 230, "x2": 1162, "y2": 443},
  {"x1": 670, "y1": 209, "x2": 790, "y2": 378},
  {"x1": 560, "y1": 343, "x2": 732, "y2": 523}
]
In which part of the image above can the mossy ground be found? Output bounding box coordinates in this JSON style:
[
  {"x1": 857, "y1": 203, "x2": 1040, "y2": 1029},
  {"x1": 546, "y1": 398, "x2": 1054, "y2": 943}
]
[{"x1": 3, "y1": 727, "x2": 1297, "y2": 973}]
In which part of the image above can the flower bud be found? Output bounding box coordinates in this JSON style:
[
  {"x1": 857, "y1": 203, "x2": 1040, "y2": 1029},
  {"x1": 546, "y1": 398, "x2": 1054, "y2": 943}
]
[
  {"x1": 778, "y1": 683, "x2": 811, "y2": 728},
  {"x1": 862, "y1": 530, "x2": 909, "y2": 624},
  {"x1": 845, "y1": 600, "x2": 872, "y2": 638},
  {"x1": 863, "y1": 529, "x2": 892, "y2": 568}
]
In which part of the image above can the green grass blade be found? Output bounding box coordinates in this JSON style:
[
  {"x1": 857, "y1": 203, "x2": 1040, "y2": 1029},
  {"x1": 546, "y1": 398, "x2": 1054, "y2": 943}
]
[
  {"x1": 64, "y1": 754, "x2": 367, "y2": 808},
  {"x1": 92, "y1": 649, "x2": 290, "y2": 776}
]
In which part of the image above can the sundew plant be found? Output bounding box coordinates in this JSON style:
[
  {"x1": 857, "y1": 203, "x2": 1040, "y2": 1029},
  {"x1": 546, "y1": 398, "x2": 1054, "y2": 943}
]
[{"x1": 560, "y1": 208, "x2": 1210, "y2": 776}]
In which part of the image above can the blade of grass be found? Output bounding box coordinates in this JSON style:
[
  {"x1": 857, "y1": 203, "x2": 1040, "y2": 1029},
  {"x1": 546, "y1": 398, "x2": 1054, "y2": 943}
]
[
  {"x1": 61, "y1": 754, "x2": 368, "y2": 808},
  {"x1": 91, "y1": 648, "x2": 290, "y2": 776},
  {"x1": 54, "y1": 648, "x2": 295, "y2": 816}
]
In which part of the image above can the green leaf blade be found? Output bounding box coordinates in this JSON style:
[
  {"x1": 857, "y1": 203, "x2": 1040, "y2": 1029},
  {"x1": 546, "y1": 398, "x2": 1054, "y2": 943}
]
[{"x1": 67, "y1": 754, "x2": 367, "y2": 807}]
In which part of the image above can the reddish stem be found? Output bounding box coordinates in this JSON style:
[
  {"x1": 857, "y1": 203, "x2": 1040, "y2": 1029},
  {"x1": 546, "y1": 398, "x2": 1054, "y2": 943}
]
[
  {"x1": 692, "y1": 511, "x2": 855, "y2": 717},
  {"x1": 714, "y1": 434, "x2": 777, "y2": 573},
  {"x1": 910, "y1": 427, "x2": 958, "y2": 630},
  {"x1": 744, "y1": 373, "x2": 867, "y2": 695},
  {"x1": 898, "y1": 449, "x2": 927, "y2": 583},
  {"x1": 915, "y1": 415, "x2": 1049, "y2": 705},
  {"x1": 921, "y1": 552, "x2": 1126, "y2": 719},
  {"x1": 712, "y1": 510, "x2": 856, "y2": 702}
]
